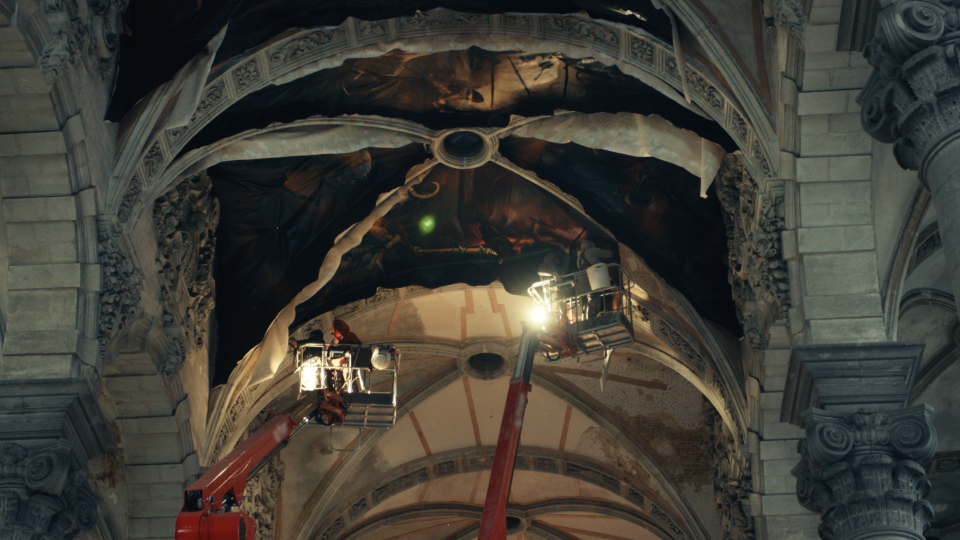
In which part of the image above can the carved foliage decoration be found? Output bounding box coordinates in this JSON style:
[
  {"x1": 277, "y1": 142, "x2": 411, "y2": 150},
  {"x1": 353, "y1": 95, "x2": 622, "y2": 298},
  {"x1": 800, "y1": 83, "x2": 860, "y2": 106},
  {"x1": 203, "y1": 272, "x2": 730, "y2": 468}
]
[
  {"x1": 716, "y1": 154, "x2": 789, "y2": 350},
  {"x1": 159, "y1": 337, "x2": 185, "y2": 380},
  {"x1": 38, "y1": 0, "x2": 129, "y2": 82},
  {"x1": 98, "y1": 226, "x2": 143, "y2": 349},
  {"x1": 704, "y1": 408, "x2": 754, "y2": 540},
  {"x1": 0, "y1": 441, "x2": 101, "y2": 540},
  {"x1": 241, "y1": 456, "x2": 284, "y2": 540},
  {"x1": 154, "y1": 173, "x2": 219, "y2": 349},
  {"x1": 793, "y1": 406, "x2": 937, "y2": 540}
]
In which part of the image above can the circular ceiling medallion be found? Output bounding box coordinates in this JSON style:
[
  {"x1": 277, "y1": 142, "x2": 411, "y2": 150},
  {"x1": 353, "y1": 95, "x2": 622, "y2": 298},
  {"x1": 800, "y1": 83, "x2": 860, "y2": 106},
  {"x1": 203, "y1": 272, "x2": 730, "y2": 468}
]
[{"x1": 432, "y1": 128, "x2": 498, "y2": 169}]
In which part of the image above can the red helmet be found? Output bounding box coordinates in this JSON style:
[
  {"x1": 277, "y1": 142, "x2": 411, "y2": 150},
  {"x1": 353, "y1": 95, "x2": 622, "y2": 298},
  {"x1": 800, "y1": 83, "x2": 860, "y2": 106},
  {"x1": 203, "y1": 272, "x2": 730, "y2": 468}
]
[{"x1": 332, "y1": 319, "x2": 350, "y2": 337}]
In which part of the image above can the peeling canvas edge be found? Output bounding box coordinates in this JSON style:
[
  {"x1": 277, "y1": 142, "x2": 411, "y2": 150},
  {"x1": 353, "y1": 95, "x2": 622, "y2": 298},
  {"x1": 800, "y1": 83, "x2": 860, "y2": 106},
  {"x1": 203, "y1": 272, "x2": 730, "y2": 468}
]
[{"x1": 505, "y1": 112, "x2": 724, "y2": 198}]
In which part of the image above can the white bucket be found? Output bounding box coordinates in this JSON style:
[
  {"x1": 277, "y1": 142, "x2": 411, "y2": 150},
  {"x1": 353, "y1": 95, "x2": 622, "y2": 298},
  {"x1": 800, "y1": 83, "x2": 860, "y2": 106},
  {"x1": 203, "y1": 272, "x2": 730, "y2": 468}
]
[{"x1": 587, "y1": 263, "x2": 611, "y2": 290}]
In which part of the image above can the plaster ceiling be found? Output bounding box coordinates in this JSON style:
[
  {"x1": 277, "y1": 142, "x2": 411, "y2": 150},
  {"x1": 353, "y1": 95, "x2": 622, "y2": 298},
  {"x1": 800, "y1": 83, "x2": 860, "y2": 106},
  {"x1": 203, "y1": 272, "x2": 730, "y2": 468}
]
[{"x1": 237, "y1": 287, "x2": 726, "y2": 540}]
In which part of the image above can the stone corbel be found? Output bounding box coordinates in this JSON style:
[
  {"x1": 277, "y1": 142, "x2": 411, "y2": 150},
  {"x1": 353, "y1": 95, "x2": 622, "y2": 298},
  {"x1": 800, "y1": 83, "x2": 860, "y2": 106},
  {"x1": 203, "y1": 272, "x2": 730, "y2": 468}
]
[{"x1": 154, "y1": 172, "x2": 219, "y2": 351}]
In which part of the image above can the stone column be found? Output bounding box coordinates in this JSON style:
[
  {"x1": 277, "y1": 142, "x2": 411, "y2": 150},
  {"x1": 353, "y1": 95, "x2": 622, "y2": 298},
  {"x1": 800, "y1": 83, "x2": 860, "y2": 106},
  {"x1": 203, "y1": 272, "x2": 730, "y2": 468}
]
[
  {"x1": 858, "y1": 0, "x2": 960, "y2": 320},
  {"x1": 784, "y1": 343, "x2": 938, "y2": 540},
  {"x1": 0, "y1": 378, "x2": 116, "y2": 540}
]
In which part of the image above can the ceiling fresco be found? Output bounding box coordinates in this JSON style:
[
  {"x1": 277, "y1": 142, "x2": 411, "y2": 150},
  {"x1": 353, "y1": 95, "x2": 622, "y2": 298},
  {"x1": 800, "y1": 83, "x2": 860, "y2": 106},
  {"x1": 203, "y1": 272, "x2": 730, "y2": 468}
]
[
  {"x1": 108, "y1": 1, "x2": 674, "y2": 122},
  {"x1": 182, "y1": 49, "x2": 735, "y2": 153}
]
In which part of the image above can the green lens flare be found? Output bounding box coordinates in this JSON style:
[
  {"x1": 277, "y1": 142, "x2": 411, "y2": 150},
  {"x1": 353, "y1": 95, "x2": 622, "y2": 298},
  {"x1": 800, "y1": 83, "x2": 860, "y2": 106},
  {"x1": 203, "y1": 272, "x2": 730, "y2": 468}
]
[{"x1": 418, "y1": 215, "x2": 436, "y2": 234}]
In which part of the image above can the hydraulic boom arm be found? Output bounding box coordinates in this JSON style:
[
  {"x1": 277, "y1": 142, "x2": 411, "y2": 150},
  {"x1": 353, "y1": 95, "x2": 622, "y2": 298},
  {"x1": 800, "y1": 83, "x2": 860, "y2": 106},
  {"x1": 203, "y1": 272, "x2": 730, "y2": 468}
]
[
  {"x1": 478, "y1": 323, "x2": 539, "y2": 540},
  {"x1": 175, "y1": 414, "x2": 298, "y2": 540}
]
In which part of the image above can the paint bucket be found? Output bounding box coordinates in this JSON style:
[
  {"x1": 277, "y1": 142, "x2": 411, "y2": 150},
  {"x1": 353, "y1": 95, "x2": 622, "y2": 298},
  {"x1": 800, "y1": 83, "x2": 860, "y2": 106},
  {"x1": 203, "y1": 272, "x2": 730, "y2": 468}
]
[{"x1": 587, "y1": 263, "x2": 611, "y2": 291}]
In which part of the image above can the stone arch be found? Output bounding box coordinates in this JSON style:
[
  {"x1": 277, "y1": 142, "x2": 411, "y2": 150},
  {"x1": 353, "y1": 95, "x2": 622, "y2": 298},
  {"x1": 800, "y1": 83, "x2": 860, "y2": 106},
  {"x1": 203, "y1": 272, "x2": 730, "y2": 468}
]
[
  {"x1": 333, "y1": 488, "x2": 682, "y2": 540},
  {"x1": 203, "y1": 277, "x2": 749, "y2": 472},
  {"x1": 106, "y1": 9, "x2": 777, "y2": 226},
  {"x1": 99, "y1": 317, "x2": 202, "y2": 537},
  {"x1": 108, "y1": 11, "x2": 775, "y2": 464},
  {"x1": 260, "y1": 336, "x2": 716, "y2": 540}
]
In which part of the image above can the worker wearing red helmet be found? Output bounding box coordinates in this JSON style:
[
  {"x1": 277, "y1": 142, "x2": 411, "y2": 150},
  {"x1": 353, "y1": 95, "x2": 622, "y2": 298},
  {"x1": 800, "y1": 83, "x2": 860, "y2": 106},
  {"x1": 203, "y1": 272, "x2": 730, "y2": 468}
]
[{"x1": 331, "y1": 319, "x2": 362, "y2": 345}]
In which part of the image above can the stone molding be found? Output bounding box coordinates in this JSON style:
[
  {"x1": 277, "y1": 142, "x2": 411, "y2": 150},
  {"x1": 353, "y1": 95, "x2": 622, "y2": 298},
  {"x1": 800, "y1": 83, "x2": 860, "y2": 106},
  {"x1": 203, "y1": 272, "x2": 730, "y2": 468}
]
[
  {"x1": 108, "y1": 8, "x2": 775, "y2": 223},
  {"x1": 9, "y1": 0, "x2": 128, "y2": 85},
  {"x1": 337, "y1": 500, "x2": 647, "y2": 540},
  {"x1": 717, "y1": 154, "x2": 790, "y2": 352},
  {"x1": 764, "y1": 0, "x2": 808, "y2": 42},
  {"x1": 883, "y1": 186, "x2": 932, "y2": 340},
  {"x1": 240, "y1": 455, "x2": 284, "y2": 540},
  {"x1": 793, "y1": 405, "x2": 937, "y2": 540},
  {"x1": 857, "y1": 0, "x2": 960, "y2": 171}
]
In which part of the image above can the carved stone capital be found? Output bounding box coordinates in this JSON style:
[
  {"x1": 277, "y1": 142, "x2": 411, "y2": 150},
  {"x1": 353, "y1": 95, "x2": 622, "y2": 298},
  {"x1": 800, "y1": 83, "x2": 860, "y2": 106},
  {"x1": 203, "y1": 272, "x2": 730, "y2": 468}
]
[
  {"x1": 786, "y1": 343, "x2": 939, "y2": 540},
  {"x1": 0, "y1": 379, "x2": 115, "y2": 540},
  {"x1": 793, "y1": 406, "x2": 937, "y2": 540},
  {"x1": 0, "y1": 440, "x2": 102, "y2": 540},
  {"x1": 856, "y1": 0, "x2": 960, "y2": 171}
]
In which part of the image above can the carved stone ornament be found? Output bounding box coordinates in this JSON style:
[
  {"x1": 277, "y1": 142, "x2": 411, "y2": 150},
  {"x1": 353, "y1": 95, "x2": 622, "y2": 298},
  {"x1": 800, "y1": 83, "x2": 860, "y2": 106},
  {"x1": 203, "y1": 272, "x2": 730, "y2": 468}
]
[
  {"x1": 777, "y1": 0, "x2": 808, "y2": 39},
  {"x1": 159, "y1": 336, "x2": 185, "y2": 380},
  {"x1": 793, "y1": 406, "x2": 938, "y2": 540},
  {"x1": 38, "y1": 0, "x2": 130, "y2": 83},
  {"x1": 154, "y1": 172, "x2": 219, "y2": 349},
  {"x1": 856, "y1": 0, "x2": 960, "y2": 170},
  {"x1": 240, "y1": 456, "x2": 284, "y2": 540},
  {"x1": 98, "y1": 226, "x2": 143, "y2": 350},
  {"x1": 0, "y1": 440, "x2": 102, "y2": 540},
  {"x1": 716, "y1": 154, "x2": 790, "y2": 349},
  {"x1": 704, "y1": 408, "x2": 755, "y2": 540}
]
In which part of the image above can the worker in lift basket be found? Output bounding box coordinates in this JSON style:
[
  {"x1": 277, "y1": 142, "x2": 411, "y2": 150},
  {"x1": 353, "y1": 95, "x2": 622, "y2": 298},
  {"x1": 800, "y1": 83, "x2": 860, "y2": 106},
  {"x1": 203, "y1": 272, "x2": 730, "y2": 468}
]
[{"x1": 331, "y1": 319, "x2": 362, "y2": 345}]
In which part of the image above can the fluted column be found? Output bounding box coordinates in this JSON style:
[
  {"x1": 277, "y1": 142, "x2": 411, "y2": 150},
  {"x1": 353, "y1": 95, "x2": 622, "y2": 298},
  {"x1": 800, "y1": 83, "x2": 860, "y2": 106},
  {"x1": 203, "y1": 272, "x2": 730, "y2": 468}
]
[
  {"x1": 858, "y1": 0, "x2": 960, "y2": 320},
  {"x1": 787, "y1": 343, "x2": 938, "y2": 540},
  {"x1": 0, "y1": 379, "x2": 116, "y2": 540}
]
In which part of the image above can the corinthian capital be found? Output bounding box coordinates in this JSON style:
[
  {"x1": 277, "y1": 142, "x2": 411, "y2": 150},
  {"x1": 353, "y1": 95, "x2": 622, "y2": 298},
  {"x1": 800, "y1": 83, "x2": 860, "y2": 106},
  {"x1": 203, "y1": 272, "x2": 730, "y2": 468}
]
[
  {"x1": 793, "y1": 406, "x2": 938, "y2": 540},
  {"x1": 857, "y1": 0, "x2": 960, "y2": 171}
]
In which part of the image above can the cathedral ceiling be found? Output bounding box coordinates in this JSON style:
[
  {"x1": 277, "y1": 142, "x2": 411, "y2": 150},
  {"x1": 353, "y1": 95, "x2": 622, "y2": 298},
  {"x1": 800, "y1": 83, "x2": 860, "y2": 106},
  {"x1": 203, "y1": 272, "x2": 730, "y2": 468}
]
[{"x1": 100, "y1": 4, "x2": 773, "y2": 540}]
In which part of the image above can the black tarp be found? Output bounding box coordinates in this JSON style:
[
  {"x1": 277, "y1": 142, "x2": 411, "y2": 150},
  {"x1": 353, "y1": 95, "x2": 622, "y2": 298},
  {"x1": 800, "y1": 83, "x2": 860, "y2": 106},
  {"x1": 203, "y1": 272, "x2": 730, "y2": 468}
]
[{"x1": 208, "y1": 139, "x2": 736, "y2": 385}]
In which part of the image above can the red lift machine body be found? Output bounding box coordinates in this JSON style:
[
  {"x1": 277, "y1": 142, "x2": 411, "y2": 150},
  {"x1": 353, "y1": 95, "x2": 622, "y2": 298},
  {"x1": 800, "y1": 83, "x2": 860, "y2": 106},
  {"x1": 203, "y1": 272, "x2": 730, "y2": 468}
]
[{"x1": 175, "y1": 415, "x2": 297, "y2": 540}]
